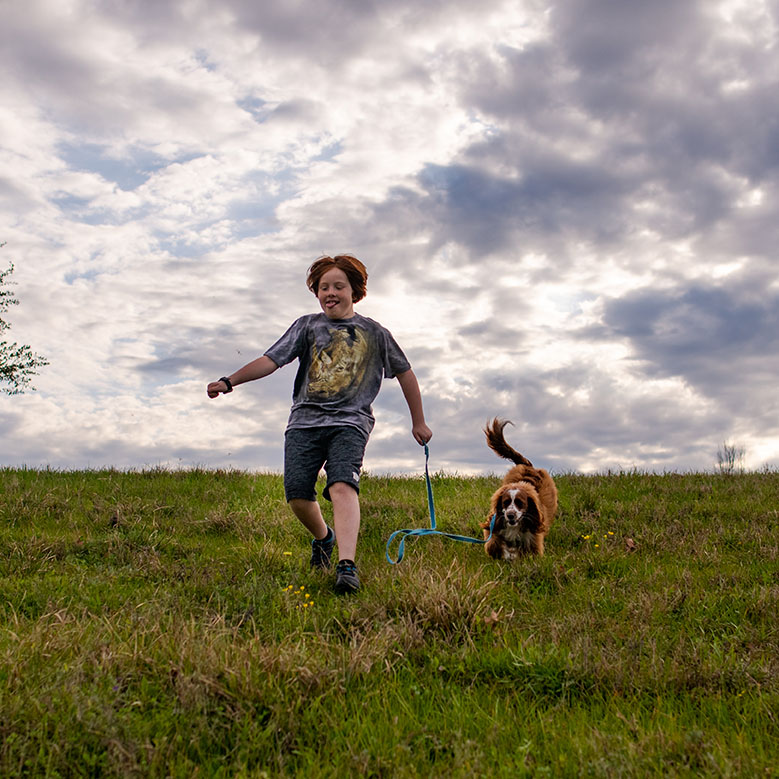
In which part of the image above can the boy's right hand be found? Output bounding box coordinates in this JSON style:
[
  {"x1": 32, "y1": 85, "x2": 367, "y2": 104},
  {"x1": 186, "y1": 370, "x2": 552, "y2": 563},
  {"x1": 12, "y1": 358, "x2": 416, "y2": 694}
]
[{"x1": 207, "y1": 380, "x2": 229, "y2": 398}]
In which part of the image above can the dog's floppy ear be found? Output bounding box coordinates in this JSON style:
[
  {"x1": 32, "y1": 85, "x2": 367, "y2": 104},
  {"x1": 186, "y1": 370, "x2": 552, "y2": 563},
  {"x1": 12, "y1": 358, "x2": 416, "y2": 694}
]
[
  {"x1": 482, "y1": 493, "x2": 501, "y2": 532},
  {"x1": 523, "y1": 494, "x2": 542, "y2": 532},
  {"x1": 486, "y1": 489, "x2": 503, "y2": 524}
]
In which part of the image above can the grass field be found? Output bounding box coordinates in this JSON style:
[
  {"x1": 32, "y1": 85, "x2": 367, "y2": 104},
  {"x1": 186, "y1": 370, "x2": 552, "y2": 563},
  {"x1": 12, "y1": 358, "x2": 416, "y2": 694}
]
[{"x1": 1, "y1": 466, "x2": 777, "y2": 777}]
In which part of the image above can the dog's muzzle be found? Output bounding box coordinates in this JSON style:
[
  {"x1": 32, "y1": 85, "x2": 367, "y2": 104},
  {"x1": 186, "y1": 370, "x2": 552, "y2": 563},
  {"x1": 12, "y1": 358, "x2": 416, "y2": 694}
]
[{"x1": 504, "y1": 509, "x2": 522, "y2": 526}]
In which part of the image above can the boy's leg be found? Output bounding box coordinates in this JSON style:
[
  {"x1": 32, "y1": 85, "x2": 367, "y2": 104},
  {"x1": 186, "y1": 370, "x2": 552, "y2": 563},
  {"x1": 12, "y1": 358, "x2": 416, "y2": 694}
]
[
  {"x1": 328, "y1": 481, "x2": 360, "y2": 562},
  {"x1": 289, "y1": 496, "x2": 335, "y2": 569},
  {"x1": 329, "y1": 481, "x2": 361, "y2": 594},
  {"x1": 322, "y1": 427, "x2": 367, "y2": 565},
  {"x1": 288, "y1": 498, "x2": 329, "y2": 540},
  {"x1": 284, "y1": 429, "x2": 330, "y2": 540}
]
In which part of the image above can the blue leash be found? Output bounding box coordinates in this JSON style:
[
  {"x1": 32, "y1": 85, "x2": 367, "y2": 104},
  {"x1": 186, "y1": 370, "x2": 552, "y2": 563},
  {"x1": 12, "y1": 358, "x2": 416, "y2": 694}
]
[{"x1": 385, "y1": 444, "x2": 495, "y2": 564}]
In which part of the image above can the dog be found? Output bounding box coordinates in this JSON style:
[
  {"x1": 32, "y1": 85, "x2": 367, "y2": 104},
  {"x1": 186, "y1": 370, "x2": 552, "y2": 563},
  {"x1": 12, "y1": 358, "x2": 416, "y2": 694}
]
[{"x1": 480, "y1": 418, "x2": 558, "y2": 559}]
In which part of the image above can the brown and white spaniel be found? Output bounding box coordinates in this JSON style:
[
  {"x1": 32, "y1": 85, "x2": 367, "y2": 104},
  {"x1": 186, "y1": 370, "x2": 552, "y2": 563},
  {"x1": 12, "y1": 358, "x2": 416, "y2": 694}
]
[{"x1": 480, "y1": 418, "x2": 558, "y2": 559}]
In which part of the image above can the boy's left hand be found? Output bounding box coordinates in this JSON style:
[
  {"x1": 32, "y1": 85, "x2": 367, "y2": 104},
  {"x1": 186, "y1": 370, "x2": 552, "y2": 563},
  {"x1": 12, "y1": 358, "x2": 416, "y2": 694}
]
[{"x1": 412, "y1": 423, "x2": 432, "y2": 446}]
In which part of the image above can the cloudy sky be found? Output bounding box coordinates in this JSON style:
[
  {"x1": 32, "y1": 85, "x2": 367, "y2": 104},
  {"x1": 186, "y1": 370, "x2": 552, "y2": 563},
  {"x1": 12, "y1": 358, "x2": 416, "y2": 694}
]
[{"x1": 1, "y1": 0, "x2": 777, "y2": 476}]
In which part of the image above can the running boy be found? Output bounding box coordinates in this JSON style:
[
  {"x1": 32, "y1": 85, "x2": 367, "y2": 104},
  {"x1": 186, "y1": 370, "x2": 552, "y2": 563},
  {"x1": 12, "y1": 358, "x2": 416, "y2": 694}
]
[{"x1": 207, "y1": 255, "x2": 432, "y2": 594}]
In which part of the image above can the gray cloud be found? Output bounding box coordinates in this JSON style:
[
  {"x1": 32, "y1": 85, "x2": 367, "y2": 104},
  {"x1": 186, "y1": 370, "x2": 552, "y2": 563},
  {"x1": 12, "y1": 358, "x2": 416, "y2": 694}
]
[
  {"x1": 1, "y1": 0, "x2": 777, "y2": 474},
  {"x1": 592, "y1": 277, "x2": 779, "y2": 409},
  {"x1": 379, "y1": 156, "x2": 633, "y2": 260}
]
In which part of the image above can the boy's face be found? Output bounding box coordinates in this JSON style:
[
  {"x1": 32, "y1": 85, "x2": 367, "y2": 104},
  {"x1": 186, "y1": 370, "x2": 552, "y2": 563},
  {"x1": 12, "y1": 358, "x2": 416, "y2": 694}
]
[{"x1": 317, "y1": 267, "x2": 355, "y2": 319}]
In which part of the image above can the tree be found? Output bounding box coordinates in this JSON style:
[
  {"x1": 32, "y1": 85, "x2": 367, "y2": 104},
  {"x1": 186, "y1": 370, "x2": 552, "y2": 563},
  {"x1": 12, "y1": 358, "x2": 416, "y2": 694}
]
[
  {"x1": 716, "y1": 441, "x2": 746, "y2": 475},
  {"x1": 1, "y1": 245, "x2": 49, "y2": 394}
]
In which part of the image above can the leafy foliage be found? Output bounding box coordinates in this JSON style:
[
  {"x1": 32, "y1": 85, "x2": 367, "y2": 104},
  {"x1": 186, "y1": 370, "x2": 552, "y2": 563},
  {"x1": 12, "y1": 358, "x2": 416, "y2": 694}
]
[{"x1": 0, "y1": 254, "x2": 49, "y2": 394}]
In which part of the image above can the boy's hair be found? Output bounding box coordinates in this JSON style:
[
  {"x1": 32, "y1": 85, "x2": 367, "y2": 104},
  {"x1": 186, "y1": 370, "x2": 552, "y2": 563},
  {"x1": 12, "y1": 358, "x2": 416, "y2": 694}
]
[{"x1": 307, "y1": 255, "x2": 368, "y2": 303}]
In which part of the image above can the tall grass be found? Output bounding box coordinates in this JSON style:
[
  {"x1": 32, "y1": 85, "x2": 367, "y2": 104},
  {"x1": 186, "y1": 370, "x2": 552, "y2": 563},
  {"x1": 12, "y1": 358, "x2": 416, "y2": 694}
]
[{"x1": 1, "y1": 467, "x2": 777, "y2": 776}]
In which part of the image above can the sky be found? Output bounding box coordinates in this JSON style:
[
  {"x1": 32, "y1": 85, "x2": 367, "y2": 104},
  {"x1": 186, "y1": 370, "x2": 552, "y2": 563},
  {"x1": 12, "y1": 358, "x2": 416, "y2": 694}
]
[{"x1": 1, "y1": 0, "x2": 778, "y2": 476}]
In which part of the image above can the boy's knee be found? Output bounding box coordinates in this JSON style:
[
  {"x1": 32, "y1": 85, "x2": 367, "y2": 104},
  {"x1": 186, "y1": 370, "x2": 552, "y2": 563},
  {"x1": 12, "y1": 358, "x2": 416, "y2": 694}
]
[
  {"x1": 329, "y1": 480, "x2": 357, "y2": 493},
  {"x1": 325, "y1": 480, "x2": 359, "y2": 501},
  {"x1": 288, "y1": 497, "x2": 315, "y2": 509}
]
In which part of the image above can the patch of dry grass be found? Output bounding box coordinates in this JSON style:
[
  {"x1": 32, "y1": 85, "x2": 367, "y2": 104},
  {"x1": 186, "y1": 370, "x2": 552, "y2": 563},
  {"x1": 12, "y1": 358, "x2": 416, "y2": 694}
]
[{"x1": 1, "y1": 466, "x2": 777, "y2": 776}]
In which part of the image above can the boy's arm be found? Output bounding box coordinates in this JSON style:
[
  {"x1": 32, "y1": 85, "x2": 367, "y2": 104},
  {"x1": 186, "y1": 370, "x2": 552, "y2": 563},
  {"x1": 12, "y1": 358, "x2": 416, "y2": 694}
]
[
  {"x1": 396, "y1": 368, "x2": 433, "y2": 446},
  {"x1": 207, "y1": 355, "x2": 279, "y2": 398}
]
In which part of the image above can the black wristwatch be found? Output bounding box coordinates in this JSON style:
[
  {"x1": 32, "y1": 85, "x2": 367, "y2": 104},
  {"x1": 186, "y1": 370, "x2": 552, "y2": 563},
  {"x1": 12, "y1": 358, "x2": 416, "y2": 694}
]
[{"x1": 219, "y1": 376, "x2": 233, "y2": 393}]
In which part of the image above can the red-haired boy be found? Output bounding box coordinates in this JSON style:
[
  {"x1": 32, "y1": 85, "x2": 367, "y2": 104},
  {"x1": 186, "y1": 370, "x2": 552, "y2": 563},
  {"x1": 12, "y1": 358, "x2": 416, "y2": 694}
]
[{"x1": 207, "y1": 255, "x2": 432, "y2": 594}]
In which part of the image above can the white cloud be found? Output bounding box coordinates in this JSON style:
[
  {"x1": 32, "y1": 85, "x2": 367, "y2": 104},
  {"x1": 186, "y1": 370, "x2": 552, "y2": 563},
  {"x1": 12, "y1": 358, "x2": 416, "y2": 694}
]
[{"x1": 1, "y1": 0, "x2": 777, "y2": 475}]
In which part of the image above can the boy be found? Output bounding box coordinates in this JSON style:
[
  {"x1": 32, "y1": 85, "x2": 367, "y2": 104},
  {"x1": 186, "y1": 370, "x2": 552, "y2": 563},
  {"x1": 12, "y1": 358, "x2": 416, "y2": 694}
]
[{"x1": 207, "y1": 255, "x2": 432, "y2": 594}]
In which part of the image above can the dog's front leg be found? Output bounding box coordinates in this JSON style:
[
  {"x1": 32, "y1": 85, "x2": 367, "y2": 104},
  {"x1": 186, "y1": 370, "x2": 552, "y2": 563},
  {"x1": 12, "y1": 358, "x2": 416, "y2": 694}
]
[{"x1": 484, "y1": 535, "x2": 505, "y2": 559}]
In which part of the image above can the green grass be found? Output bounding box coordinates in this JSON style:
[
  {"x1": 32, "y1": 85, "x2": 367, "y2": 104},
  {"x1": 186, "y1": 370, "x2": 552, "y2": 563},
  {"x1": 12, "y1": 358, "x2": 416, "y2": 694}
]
[{"x1": 1, "y1": 467, "x2": 777, "y2": 777}]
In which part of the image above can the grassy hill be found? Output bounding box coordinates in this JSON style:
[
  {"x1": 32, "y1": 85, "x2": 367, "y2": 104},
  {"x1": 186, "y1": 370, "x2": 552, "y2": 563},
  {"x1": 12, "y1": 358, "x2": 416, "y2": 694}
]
[{"x1": 1, "y1": 467, "x2": 777, "y2": 777}]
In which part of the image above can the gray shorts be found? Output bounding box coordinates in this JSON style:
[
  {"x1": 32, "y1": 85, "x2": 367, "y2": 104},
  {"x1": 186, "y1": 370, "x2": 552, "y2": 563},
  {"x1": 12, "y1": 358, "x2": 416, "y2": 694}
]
[{"x1": 284, "y1": 426, "x2": 368, "y2": 502}]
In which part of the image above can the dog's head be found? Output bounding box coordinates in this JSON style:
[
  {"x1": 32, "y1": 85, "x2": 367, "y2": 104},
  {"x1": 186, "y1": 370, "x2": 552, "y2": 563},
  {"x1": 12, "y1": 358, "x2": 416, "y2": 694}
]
[{"x1": 489, "y1": 483, "x2": 542, "y2": 535}]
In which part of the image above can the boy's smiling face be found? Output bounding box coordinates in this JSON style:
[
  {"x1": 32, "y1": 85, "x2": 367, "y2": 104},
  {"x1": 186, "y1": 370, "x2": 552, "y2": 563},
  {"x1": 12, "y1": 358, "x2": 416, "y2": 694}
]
[{"x1": 317, "y1": 267, "x2": 355, "y2": 319}]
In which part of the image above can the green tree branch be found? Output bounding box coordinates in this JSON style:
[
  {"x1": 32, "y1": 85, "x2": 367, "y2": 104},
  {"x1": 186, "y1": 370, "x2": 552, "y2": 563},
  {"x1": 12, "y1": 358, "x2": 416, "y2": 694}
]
[{"x1": 1, "y1": 250, "x2": 49, "y2": 394}]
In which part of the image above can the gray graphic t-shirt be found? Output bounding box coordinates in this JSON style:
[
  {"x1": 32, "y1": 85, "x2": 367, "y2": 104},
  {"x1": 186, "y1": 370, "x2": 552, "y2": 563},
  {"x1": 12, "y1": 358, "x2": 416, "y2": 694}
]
[{"x1": 264, "y1": 313, "x2": 411, "y2": 438}]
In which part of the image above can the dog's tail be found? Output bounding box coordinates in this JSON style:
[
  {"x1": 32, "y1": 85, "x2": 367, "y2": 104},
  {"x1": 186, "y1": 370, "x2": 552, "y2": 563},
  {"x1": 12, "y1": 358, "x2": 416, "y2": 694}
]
[{"x1": 484, "y1": 418, "x2": 534, "y2": 467}]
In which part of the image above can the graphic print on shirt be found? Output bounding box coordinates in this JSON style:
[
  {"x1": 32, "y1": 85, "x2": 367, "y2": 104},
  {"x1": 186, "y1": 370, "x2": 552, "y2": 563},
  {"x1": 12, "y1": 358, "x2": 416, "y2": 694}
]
[{"x1": 307, "y1": 325, "x2": 372, "y2": 400}]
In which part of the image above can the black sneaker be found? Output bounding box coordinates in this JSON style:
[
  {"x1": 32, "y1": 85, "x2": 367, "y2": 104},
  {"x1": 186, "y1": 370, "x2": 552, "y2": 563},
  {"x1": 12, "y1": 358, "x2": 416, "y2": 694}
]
[
  {"x1": 310, "y1": 527, "x2": 335, "y2": 569},
  {"x1": 334, "y1": 559, "x2": 360, "y2": 595}
]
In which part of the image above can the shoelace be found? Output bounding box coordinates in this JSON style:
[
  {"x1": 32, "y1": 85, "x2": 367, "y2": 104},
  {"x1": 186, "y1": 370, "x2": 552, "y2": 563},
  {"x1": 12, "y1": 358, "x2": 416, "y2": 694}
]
[{"x1": 311, "y1": 534, "x2": 334, "y2": 566}]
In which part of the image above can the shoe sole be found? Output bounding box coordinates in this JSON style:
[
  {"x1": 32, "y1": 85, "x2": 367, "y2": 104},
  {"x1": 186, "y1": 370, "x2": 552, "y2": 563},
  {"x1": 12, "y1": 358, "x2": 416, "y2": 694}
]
[{"x1": 334, "y1": 576, "x2": 360, "y2": 595}]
